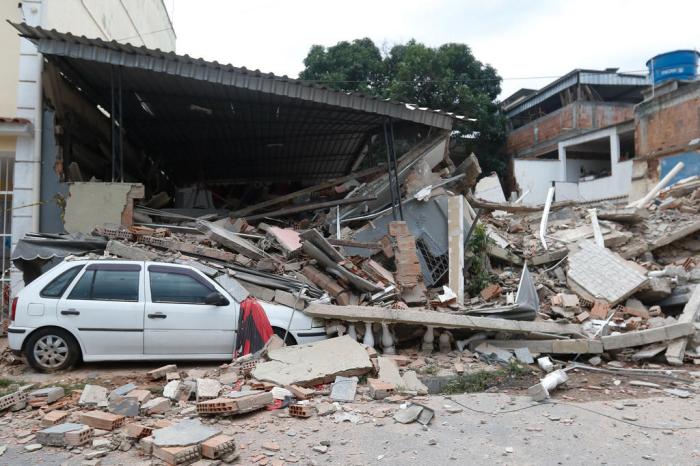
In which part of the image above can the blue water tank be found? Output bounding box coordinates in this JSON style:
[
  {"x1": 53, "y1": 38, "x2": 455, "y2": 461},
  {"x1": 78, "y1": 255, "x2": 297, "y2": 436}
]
[{"x1": 646, "y1": 50, "x2": 700, "y2": 84}]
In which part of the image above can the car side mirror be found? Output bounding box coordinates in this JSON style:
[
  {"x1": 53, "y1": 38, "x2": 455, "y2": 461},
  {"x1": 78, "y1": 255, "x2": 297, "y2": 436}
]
[{"x1": 204, "y1": 292, "x2": 229, "y2": 306}]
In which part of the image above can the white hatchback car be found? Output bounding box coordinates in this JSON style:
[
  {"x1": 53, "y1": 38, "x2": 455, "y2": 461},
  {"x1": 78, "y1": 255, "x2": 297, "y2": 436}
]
[{"x1": 8, "y1": 260, "x2": 326, "y2": 372}]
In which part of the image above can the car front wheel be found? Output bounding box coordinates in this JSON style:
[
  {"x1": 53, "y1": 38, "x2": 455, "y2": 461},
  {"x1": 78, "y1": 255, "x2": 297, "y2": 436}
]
[{"x1": 25, "y1": 328, "x2": 80, "y2": 373}]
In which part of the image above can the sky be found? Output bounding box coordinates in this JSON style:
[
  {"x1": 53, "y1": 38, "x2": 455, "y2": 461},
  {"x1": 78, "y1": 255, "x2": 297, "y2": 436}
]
[{"x1": 167, "y1": 0, "x2": 699, "y2": 100}]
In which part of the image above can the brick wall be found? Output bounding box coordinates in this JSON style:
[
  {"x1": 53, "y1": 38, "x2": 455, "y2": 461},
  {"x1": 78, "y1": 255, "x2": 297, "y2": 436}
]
[
  {"x1": 507, "y1": 102, "x2": 634, "y2": 157},
  {"x1": 635, "y1": 94, "x2": 700, "y2": 156}
]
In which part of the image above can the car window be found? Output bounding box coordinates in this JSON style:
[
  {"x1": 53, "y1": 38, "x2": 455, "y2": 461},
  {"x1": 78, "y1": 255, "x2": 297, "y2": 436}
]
[
  {"x1": 40, "y1": 265, "x2": 84, "y2": 298},
  {"x1": 149, "y1": 269, "x2": 215, "y2": 304},
  {"x1": 68, "y1": 269, "x2": 140, "y2": 302}
]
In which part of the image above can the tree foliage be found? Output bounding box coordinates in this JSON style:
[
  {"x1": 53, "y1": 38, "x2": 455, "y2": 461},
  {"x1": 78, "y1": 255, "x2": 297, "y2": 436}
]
[{"x1": 299, "y1": 38, "x2": 507, "y2": 175}]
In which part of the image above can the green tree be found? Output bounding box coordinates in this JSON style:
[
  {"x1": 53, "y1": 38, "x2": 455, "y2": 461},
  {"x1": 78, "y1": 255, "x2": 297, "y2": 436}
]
[
  {"x1": 300, "y1": 38, "x2": 507, "y2": 176},
  {"x1": 299, "y1": 38, "x2": 384, "y2": 94}
]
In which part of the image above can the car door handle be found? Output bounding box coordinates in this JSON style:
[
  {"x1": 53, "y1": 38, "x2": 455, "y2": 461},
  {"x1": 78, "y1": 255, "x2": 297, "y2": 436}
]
[
  {"x1": 60, "y1": 309, "x2": 80, "y2": 316},
  {"x1": 147, "y1": 313, "x2": 167, "y2": 319}
]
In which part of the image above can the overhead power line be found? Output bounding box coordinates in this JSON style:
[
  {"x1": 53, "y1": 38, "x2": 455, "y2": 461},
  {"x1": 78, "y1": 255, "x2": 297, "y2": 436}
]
[{"x1": 295, "y1": 69, "x2": 649, "y2": 85}]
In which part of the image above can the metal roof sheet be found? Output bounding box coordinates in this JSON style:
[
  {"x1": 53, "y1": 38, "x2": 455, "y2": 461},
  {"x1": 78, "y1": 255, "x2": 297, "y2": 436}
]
[
  {"x1": 12, "y1": 22, "x2": 454, "y2": 130},
  {"x1": 506, "y1": 69, "x2": 649, "y2": 118}
]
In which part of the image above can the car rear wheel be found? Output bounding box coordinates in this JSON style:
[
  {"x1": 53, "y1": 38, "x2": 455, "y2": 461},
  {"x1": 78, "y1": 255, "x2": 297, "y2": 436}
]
[
  {"x1": 25, "y1": 328, "x2": 80, "y2": 372},
  {"x1": 273, "y1": 327, "x2": 297, "y2": 346}
]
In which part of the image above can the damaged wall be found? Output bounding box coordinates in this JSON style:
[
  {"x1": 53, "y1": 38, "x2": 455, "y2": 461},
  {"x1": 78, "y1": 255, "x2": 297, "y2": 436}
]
[
  {"x1": 507, "y1": 102, "x2": 634, "y2": 158},
  {"x1": 39, "y1": 108, "x2": 68, "y2": 233},
  {"x1": 635, "y1": 82, "x2": 700, "y2": 158},
  {"x1": 63, "y1": 182, "x2": 144, "y2": 234}
]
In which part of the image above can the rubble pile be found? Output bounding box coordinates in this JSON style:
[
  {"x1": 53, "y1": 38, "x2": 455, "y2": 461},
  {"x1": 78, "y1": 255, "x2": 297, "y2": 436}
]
[
  {"x1": 4, "y1": 147, "x2": 700, "y2": 463},
  {"x1": 65, "y1": 169, "x2": 699, "y2": 365}
]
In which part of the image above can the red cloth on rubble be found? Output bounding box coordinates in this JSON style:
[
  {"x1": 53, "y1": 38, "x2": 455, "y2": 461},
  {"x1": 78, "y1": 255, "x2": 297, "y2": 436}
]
[{"x1": 234, "y1": 296, "x2": 274, "y2": 357}]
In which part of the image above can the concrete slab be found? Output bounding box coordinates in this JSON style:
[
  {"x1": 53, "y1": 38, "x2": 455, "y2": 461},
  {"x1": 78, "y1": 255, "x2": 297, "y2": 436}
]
[
  {"x1": 152, "y1": 419, "x2": 221, "y2": 447},
  {"x1": 474, "y1": 173, "x2": 506, "y2": 203},
  {"x1": 214, "y1": 274, "x2": 250, "y2": 302},
  {"x1": 252, "y1": 335, "x2": 373, "y2": 387},
  {"x1": 567, "y1": 241, "x2": 648, "y2": 305}
]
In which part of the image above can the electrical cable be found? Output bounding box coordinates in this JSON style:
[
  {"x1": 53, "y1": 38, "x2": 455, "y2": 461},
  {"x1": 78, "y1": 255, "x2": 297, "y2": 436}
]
[{"x1": 442, "y1": 395, "x2": 700, "y2": 430}]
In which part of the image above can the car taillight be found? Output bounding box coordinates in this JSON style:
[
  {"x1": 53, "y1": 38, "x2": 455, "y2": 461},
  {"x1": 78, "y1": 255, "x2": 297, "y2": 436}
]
[{"x1": 10, "y1": 297, "x2": 18, "y2": 322}]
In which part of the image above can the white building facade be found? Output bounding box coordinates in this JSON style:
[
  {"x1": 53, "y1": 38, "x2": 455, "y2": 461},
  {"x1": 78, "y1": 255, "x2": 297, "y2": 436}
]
[{"x1": 1, "y1": 0, "x2": 175, "y2": 314}]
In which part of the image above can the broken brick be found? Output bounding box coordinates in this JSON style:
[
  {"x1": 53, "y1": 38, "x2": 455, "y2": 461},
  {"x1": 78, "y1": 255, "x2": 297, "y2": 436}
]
[
  {"x1": 480, "y1": 283, "x2": 502, "y2": 301},
  {"x1": 79, "y1": 410, "x2": 125, "y2": 431},
  {"x1": 201, "y1": 434, "x2": 236, "y2": 459}
]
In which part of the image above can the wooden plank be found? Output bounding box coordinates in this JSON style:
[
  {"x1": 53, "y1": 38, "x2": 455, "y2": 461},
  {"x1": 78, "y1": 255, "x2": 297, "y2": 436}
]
[
  {"x1": 465, "y1": 194, "x2": 575, "y2": 213},
  {"x1": 601, "y1": 323, "x2": 694, "y2": 351},
  {"x1": 488, "y1": 339, "x2": 603, "y2": 354},
  {"x1": 665, "y1": 285, "x2": 700, "y2": 365},
  {"x1": 304, "y1": 303, "x2": 584, "y2": 336},
  {"x1": 242, "y1": 196, "x2": 377, "y2": 221},
  {"x1": 447, "y1": 196, "x2": 465, "y2": 306},
  {"x1": 231, "y1": 165, "x2": 387, "y2": 217}
]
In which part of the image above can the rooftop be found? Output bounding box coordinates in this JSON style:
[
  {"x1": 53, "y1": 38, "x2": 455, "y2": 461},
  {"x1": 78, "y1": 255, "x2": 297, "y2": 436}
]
[
  {"x1": 504, "y1": 68, "x2": 650, "y2": 121},
  {"x1": 12, "y1": 22, "x2": 456, "y2": 184}
]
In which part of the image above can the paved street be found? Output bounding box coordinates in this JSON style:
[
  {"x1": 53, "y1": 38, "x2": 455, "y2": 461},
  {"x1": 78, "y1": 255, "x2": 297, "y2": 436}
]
[{"x1": 2, "y1": 392, "x2": 699, "y2": 466}]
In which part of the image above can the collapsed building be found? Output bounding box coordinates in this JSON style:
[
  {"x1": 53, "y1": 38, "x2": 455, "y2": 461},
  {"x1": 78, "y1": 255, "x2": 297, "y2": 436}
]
[{"x1": 0, "y1": 23, "x2": 699, "y2": 465}]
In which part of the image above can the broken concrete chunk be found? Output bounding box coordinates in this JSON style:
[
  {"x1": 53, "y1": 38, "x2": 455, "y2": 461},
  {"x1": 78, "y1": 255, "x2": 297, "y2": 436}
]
[
  {"x1": 329, "y1": 376, "x2": 358, "y2": 402},
  {"x1": 152, "y1": 419, "x2": 221, "y2": 448},
  {"x1": 196, "y1": 379, "x2": 222, "y2": 402},
  {"x1": 393, "y1": 404, "x2": 425, "y2": 424},
  {"x1": 108, "y1": 383, "x2": 138, "y2": 401},
  {"x1": 36, "y1": 423, "x2": 86, "y2": 446},
  {"x1": 474, "y1": 342, "x2": 513, "y2": 363},
  {"x1": 377, "y1": 357, "x2": 404, "y2": 387},
  {"x1": 148, "y1": 364, "x2": 178, "y2": 380},
  {"x1": 106, "y1": 240, "x2": 158, "y2": 261},
  {"x1": 163, "y1": 381, "x2": 181, "y2": 400},
  {"x1": 513, "y1": 347, "x2": 534, "y2": 364},
  {"x1": 214, "y1": 274, "x2": 250, "y2": 302},
  {"x1": 124, "y1": 389, "x2": 151, "y2": 404},
  {"x1": 79, "y1": 385, "x2": 108, "y2": 408},
  {"x1": 141, "y1": 397, "x2": 170, "y2": 415},
  {"x1": 400, "y1": 370, "x2": 429, "y2": 395},
  {"x1": 108, "y1": 396, "x2": 140, "y2": 417},
  {"x1": 251, "y1": 336, "x2": 373, "y2": 387},
  {"x1": 28, "y1": 387, "x2": 64, "y2": 405}
]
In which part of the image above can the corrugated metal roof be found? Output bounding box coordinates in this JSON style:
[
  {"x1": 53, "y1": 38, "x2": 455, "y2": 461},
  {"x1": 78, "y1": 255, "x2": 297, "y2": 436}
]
[
  {"x1": 12, "y1": 23, "x2": 455, "y2": 130},
  {"x1": 506, "y1": 69, "x2": 649, "y2": 118}
]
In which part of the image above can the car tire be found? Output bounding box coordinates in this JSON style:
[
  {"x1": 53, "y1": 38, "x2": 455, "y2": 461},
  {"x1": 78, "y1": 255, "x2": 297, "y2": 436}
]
[
  {"x1": 25, "y1": 328, "x2": 80, "y2": 373},
  {"x1": 273, "y1": 327, "x2": 297, "y2": 346}
]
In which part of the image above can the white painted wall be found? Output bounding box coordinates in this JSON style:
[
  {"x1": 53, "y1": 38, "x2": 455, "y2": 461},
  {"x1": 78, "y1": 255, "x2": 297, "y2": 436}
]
[
  {"x1": 513, "y1": 159, "x2": 560, "y2": 205},
  {"x1": 556, "y1": 160, "x2": 633, "y2": 202},
  {"x1": 43, "y1": 0, "x2": 175, "y2": 51}
]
